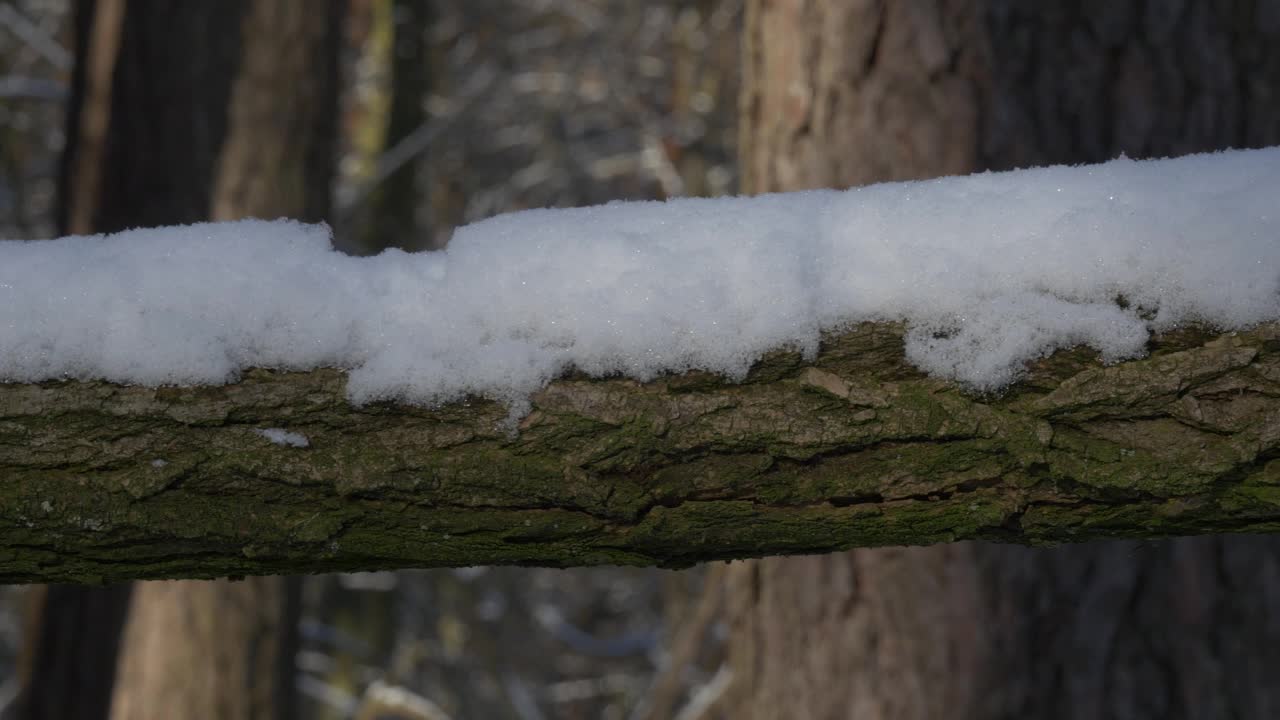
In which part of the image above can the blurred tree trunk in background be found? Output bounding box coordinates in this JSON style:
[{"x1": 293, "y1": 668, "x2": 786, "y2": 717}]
[
  {"x1": 60, "y1": 0, "x2": 244, "y2": 234},
  {"x1": 358, "y1": 0, "x2": 432, "y2": 254},
  {"x1": 13, "y1": 585, "x2": 130, "y2": 720},
  {"x1": 209, "y1": 0, "x2": 342, "y2": 225},
  {"x1": 729, "y1": 2, "x2": 1280, "y2": 719},
  {"x1": 109, "y1": 2, "x2": 342, "y2": 719},
  {"x1": 109, "y1": 581, "x2": 302, "y2": 720},
  {"x1": 17, "y1": 1, "x2": 243, "y2": 718},
  {"x1": 18, "y1": 1, "x2": 342, "y2": 719}
]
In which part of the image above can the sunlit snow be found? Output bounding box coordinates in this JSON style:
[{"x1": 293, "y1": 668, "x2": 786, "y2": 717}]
[{"x1": 1, "y1": 147, "x2": 1277, "y2": 419}]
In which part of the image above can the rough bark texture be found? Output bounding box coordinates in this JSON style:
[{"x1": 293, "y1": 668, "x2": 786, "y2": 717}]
[
  {"x1": 740, "y1": 0, "x2": 1280, "y2": 191},
  {"x1": 731, "y1": 1, "x2": 1280, "y2": 719},
  {"x1": 3, "y1": 321, "x2": 1280, "y2": 583},
  {"x1": 105, "y1": 3, "x2": 343, "y2": 719}
]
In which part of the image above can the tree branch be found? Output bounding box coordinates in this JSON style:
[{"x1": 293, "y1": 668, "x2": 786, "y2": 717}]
[{"x1": 3, "y1": 321, "x2": 1280, "y2": 584}]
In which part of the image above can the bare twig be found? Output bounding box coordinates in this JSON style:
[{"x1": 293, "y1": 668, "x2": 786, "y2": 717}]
[
  {"x1": 630, "y1": 563, "x2": 727, "y2": 720},
  {"x1": 672, "y1": 664, "x2": 732, "y2": 720},
  {"x1": 501, "y1": 673, "x2": 548, "y2": 720},
  {"x1": 354, "y1": 680, "x2": 453, "y2": 720},
  {"x1": 336, "y1": 66, "x2": 497, "y2": 216},
  {"x1": 0, "y1": 4, "x2": 72, "y2": 71}
]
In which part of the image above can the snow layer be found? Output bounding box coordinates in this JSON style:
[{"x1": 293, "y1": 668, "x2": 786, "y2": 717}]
[
  {"x1": 255, "y1": 428, "x2": 311, "y2": 448},
  {"x1": 1, "y1": 148, "x2": 1278, "y2": 417}
]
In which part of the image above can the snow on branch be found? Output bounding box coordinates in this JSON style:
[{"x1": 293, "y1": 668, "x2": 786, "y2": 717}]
[{"x1": 2, "y1": 148, "x2": 1278, "y2": 417}]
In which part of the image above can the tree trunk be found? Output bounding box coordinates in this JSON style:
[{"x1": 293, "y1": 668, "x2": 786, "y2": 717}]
[
  {"x1": 730, "y1": 2, "x2": 1280, "y2": 718},
  {"x1": 107, "y1": 2, "x2": 343, "y2": 719},
  {"x1": 12, "y1": 584, "x2": 131, "y2": 720},
  {"x1": 67, "y1": 0, "x2": 246, "y2": 233},
  {"x1": 359, "y1": 0, "x2": 433, "y2": 254},
  {"x1": 16, "y1": 1, "x2": 340, "y2": 718},
  {"x1": 107, "y1": 580, "x2": 301, "y2": 720},
  {"x1": 209, "y1": 0, "x2": 343, "y2": 225},
  {"x1": 16, "y1": 2, "x2": 246, "y2": 717}
]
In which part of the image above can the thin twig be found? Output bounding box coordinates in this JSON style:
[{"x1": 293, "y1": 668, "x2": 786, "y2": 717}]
[
  {"x1": 336, "y1": 67, "x2": 498, "y2": 216},
  {"x1": 0, "y1": 4, "x2": 72, "y2": 71},
  {"x1": 672, "y1": 664, "x2": 732, "y2": 720},
  {"x1": 630, "y1": 563, "x2": 727, "y2": 720}
]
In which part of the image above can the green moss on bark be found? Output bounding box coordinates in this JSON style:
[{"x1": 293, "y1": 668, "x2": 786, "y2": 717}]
[{"x1": 4, "y1": 322, "x2": 1280, "y2": 582}]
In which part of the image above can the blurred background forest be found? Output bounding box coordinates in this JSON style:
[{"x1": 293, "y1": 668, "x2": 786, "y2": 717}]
[{"x1": 0, "y1": 0, "x2": 740, "y2": 718}]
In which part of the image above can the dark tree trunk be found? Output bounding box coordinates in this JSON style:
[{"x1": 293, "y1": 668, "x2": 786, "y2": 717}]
[
  {"x1": 65, "y1": 0, "x2": 246, "y2": 234},
  {"x1": 109, "y1": 3, "x2": 342, "y2": 719},
  {"x1": 359, "y1": 0, "x2": 433, "y2": 254},
  {"x1": 730, "y1": 2, "x2": 1280, "y2": 719},
  {"x1": 12, "y1": 585, "x2": 131, "y2": 720},
  {"x1": 17, "y1": 1, "x2": 243, "y2": 717},
  {"x1": 21, "y1": 2, "x2": 342, "y2": 719}
]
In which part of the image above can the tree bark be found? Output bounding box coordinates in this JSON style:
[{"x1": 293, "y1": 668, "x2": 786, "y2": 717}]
[
  {"x1": 731, "y1": 2, "x2": 1280, "y2": 718},
  {"x1": 2, "y1": 320, "x2": 1280, "y2": 583}
]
